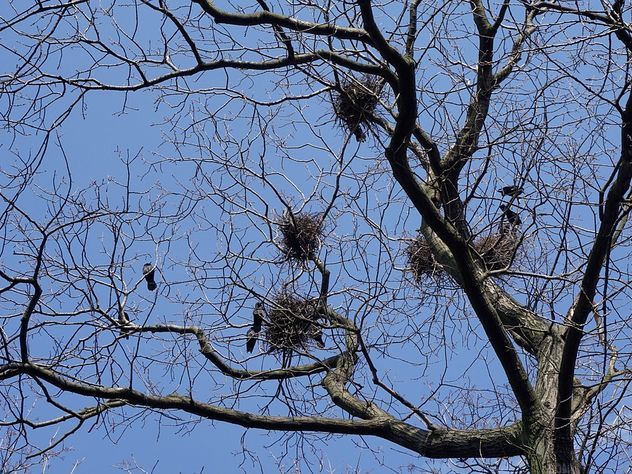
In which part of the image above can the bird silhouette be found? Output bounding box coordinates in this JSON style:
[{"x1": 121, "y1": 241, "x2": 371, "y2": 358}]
[
  {"x1": 118, "y1": 309, "x2": 131, "y2": 339},
  {"x1": 246, "y1": 302, "x2": 265, "y2": 353},
  {"x1": 498, "y1": 185, "x2": 523, "y2": 197},
  {"x1": 500, "y1": 204, "x2": 522, "y2": 229},
  {"x1": 142, "y1": 263, "x2": 157, "y2": 291},
  {"x1": 307, "y1": 305, "x2": 325, "y2": 348},
  {"x1": 312, "y1": 326, "x2": 325, "y2": 348},
  {"x1": 353, "y1": 126, "x2": 366, "y2": 142}
]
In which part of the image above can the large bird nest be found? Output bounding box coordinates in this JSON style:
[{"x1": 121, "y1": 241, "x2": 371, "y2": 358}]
[
  {"x1": 473, "y1": 233, "x2": 519, "y2": 271},
  {"x1": 278, "y1": 211, "x2": 323, "y2": 262},
  {"x1": 332, "y1": 75, "x2": 382, "y2": 142},
  {"x1": 406, "y1": 232, "x2": 520, "y2": 281},
  {"x1": 405, "y1": 236, "x2": 445, "y2": 282},
  {"x1": 264, "y1": 292, "x2": 322, "y2": 353}
]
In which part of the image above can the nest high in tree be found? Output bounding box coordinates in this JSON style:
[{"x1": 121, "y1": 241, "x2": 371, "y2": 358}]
[
  {"x1": 473, "y1": 233, "x2": 519, "y2": 271},
  {"x1": 406, "y1": 236, "x2": 445, "y2": 282},
  {"x1": 332, "y1": 75, "x2": 382, "y2": 142},
  {"x1": 264, "y1": 292, "x2": 323, "y2": 353},
  {"x1": 278, "y1": 211, "x2": 323, "y2": 262}
]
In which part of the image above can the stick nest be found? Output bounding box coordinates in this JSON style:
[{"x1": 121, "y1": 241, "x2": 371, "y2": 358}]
[
  {"x1": 264, "y1": 292, "x2": 322, "y2": 353},
  {"x1": 278, "y1": 212, "x2": 323, "y2": 262},
  {"x1": 333, "y1": 76, "x2": 382, "y2": 142},
  {"x1": 473, "y1": 233, "x2": 519, "y2": 271},
  {"x1": 406, "y1": 236, "x2": 445, "y2": 281}
]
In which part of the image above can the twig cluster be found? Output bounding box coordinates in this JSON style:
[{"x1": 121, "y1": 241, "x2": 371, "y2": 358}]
[
  {"x1": 332, "y1": 75, "x2": 382, "y2": 142},
  {"x1": 278, "y1": 211, "x2": 323, "y2": 262},
  {"x1": 473, "y1": 233, "x2": 519, "y2": 271},
  {"x1": 406, "y1": 236, "x2": 445, "y2": 281},
  {"x1": 264, "y1": 291, "x2": 322, "y2": 353}
]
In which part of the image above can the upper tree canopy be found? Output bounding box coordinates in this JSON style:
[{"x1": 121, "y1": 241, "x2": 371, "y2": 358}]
[{"x1": 0, "y1": 1, "x2": 631, "y2": 472}]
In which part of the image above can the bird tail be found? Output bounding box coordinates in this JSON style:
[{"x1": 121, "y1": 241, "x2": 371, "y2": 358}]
[{"x1": 353, "y1": 127, "x2": 366, "y2": 142}]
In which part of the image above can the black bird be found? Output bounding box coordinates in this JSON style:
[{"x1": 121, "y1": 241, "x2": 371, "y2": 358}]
[
  {"x1": 246, "y1": 302, "x2": 265, "y2": 353},
  {"x1": 500, "y1": 204, "x2": 522, "y2": 227},
  {"x1": 142, "y1": 263, "x2": 157, "y2": 291},
  {"x1": 353, "y1": 126, "x2": 366, "y2": 143},
  {"x1": 312, "y1": 326, "x2": 325, "y2": 349},
  {"x1": 498, "y1": 185, "x2": 524, "y2": 197},
  {"x1": 118, "y1": 310, "x2": 131, "y2": 339}
]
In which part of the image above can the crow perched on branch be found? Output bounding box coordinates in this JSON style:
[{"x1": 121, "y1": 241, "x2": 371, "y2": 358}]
[
  {"x1": 142, "y1": 263, "x2": 157, "y2": 291},
  {"x1": 500, "y1": 204, "x2": 522, "y2": 226},
  {"x1": 498, "y1": 185, "x2": 523, "y2": 197},
  {"x1": 312, "y1": 326, "x2": 325, "y2": 348},
  {"x1": 118, "y1": 309, "x2": 131, "y2": 339},
  {"x1": 246, "y1": 302, "x2": 265, "y2": 353}
]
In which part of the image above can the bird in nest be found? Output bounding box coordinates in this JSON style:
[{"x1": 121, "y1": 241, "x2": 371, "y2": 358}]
[{"x1": 499, "y1": 204, "x2": 522, "y2": 233}]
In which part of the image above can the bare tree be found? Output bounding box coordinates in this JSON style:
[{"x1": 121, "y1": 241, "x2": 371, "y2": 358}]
[{"x1": 1, "y1": 1, "x2": 631, "y2": 472}]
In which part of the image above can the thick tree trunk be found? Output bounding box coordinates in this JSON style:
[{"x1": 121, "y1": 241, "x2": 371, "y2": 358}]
[
  {"x1": 526, "y1": 425, "x2": 581, "y2": 474},
  {"x1": 526, "y1": 329, "x2": 582, "y2": 474}
]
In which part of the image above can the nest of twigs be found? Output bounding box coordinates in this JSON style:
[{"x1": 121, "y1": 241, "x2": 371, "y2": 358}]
[
  {"x1": 278, "y1": 211, "x2": 323, "y2": 262},
  {"x1": 333, "y1": 75, "x2": 382, "y2": 142},
  {"x1": 473, "y1": 233, "x2": 518, "y2": 271},
  {"x1": 264, "y1": 292, "x2": 322, "y2": 353},
  {"x1": 406, "y1": 236, "x2": 445, "y2": 281}
]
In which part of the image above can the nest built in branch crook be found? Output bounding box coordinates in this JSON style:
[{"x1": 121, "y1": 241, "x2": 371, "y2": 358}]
[
  {"x1": 406, "y1": 235, "x2": 445, "y2": 282},
  {"x1": 473, "y1": 233, "x2": 520, "y2": 271},
  {"x1": 332, "y1": 75, "x2": 382, "y2": 142},
  {"x1": 264, "y1": 292, "x2": 324, "y2": 354},
  {"x1": 406, "y1": 232, "x2": 521, "y2": 282},
  {"x1": 278, "y1": 210, "x2": 324, "y2": 262}
]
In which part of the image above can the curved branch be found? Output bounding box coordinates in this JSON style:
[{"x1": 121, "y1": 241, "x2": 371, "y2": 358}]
[
  {"x1": 40, "y1": 52, "x2": 391, "y2": 92},
  {"x1": 2, "y1": 363, "x2": 525, "y2": 460},
  {"x1": 135, "y1": 323, "x2": 340, "y2": 380},
  {"x1": 192, "y1": 0, "x2": 373, "y2": 44},
  {"x1": 356, "y1": 0, "x2": 536, "y2": 417}
]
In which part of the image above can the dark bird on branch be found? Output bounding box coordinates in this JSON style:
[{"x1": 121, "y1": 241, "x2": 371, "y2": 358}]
[
  {"x1": 308, "y1": 306, "x2": 325, "y2": 348},
  {"x1": 498, "y1": 185, "x2": 523, "y2": 197},
  {"x1": 353, "y1": 126, "x2": 366, "y2": 143},
  {"x1": 500, "y1": 204, "x2": 522, "y2": 229},
  {"x1": 142, "y1": 263, "x2": 157, "y2": 291},
  {"x1": 118, "y1": 309, "x2": 131, "y2": 339},
  {"x1": 312, "y1": 327, "x2": 325, "y2": 349},
  {"x1": 246, "y1": 302, "x2": 265, "y2": 353}
]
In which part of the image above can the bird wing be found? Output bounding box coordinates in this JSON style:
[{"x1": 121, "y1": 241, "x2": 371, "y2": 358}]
[
  {"x1": 118, "y1": 311, "x2": 130, "y2": 325},
  {"x1": 246, "y1": 327, "x2": 258, "y2": 353},
  {"x1": 313, "y1": 329, "x2": 325, "y2": 348},
  {"x1": 253, "y1": 307, "x2": 264, "y2": 331}
]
